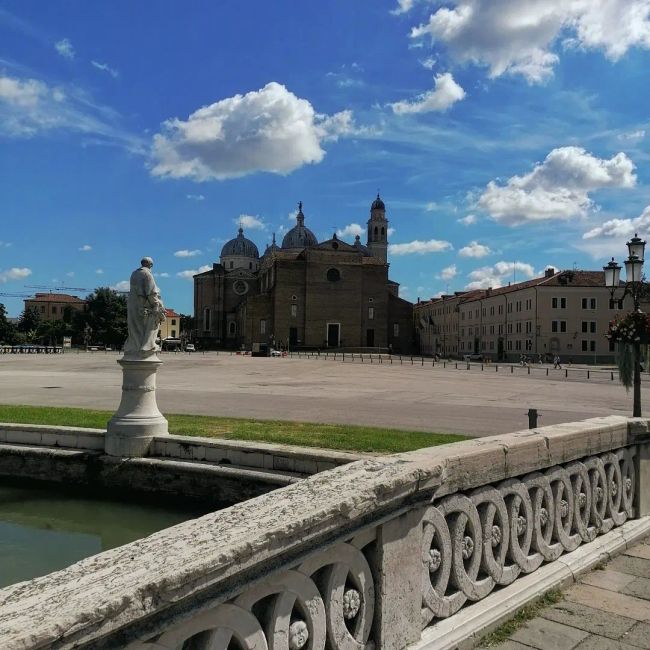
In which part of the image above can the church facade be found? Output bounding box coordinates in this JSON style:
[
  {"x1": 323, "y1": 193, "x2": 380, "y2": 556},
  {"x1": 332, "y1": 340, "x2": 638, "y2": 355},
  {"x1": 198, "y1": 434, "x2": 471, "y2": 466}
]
[{"x1": 193, "y1": 196, "x2": 414, "y2": 352}]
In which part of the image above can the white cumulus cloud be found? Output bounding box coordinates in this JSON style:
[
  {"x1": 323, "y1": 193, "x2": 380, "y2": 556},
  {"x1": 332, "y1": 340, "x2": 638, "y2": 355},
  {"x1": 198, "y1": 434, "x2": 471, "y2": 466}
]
[
  {"x1": 55, "y1": 38, "x2": 75, "y2": 60},
  {"x1": 111, "y1": 280, "x2": 130, "y2": 292},
  {"x1": 177, "y1": 265, "x2": 211, "y2": 279},
  {"x1": 478, "y1": 147, "x2": 636, "y2": 226},
  {"x1": 459, "y1": 240, "x2": 491, "y2": 258},
  {"x1": 0, "y1": 267, "x2": 31, "y2": 283},
  {"x1": 96, "y1": 269, "x2": 104, "y2": 274},
  {"x1": 582, "y1": 205, "x2": 650, "y2": 241},
  {"x1": 439, "y1": 264, "x2": 458, "y2": 280},
  {"x1": 337, "y1": 223, "x2": 365, "y2": 238},
  {"x1": 410, "y1": 1, "x2": 650, "y2": 84},
  {"x1": 150, "y1": 82, "x2": 357, "y2": 181},
  {"x1": 186, "y1": 194, "x2": 205, "y2": 201},
  {"x1": 238, "y1": 214, "x2": 266, "y2": 230},
  {"x1": 458, "y1": 214, "x2": 477, "y2": 225},
  {"x1": 174, "y1": 249, "x2": 202, "y2": 258},
  {"x1": 389, "y1": 239, "x2": 452, "y2": 255},
  {"x1": 391, "y1": 72, "x2": 466, "y2": 114},
  {"x1": 465, "y1": 260, "x2": 535, "y2": 289},
  {"x1": 78, "y1": 244, "x2": 92, "y2": 252}
]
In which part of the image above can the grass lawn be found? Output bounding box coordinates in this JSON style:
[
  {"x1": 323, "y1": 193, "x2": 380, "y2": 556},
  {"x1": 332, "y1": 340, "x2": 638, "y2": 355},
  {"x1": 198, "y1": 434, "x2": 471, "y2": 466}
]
[{"x1": 0, "y1": 404, "x2": 465, "y2": 454}]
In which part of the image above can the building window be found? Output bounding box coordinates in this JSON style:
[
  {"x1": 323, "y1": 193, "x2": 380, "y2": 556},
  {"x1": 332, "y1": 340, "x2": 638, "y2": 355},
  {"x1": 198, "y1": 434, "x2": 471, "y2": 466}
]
[
  {"x1": 507, "y1": 340, "x2": 513, "y2": 351},
  {"x1": 292, "y1": 295, "x2": 297, "y2": 301},
  {"x1": 581, "y1": 321, "x2": 597, "y2": 333},
  {"x1": 507, "y1": 323, "x2": 513, "y2": 334},
  {"x1": 609, "y1": 298, "x2": 624, "y2": 309},
  {"x1": 228, "y1": 322, "x2": 236, "y2": 335},
  {"x1": 40, "y1": 306, "x2": 45, "y2": 314},
  {"x1": 171, "y1": 330, "x2": 176, "y2": 338},
  {"x1": 171, "y1": 319, "x2": 176, "y2": 326},
  {"x1": 393, "y1": 323, "x2": 399, "y2": 337},
  {"x1": 203, "y1": 308, "x2": 211, "y2": 331},
  {"x1": 552, "y1": 320, "x2": 567, "y2": 333},
  {"x1": 52, "y1": 306, "x2": 57, "y2": 314},
  {"x1": 229, "y1": 261, "x2": 234, "y2": 269},
  {"x1": 515, "y1": 340, "x2": 522, "y2": 350},
  {"x1": 326, "y1": 268, "x2": 341, "y2": 282},
  {"x1": 368, "y1": 307, "x2": 374, "y2": 320},
  {"x1": 582, "y1": 297, "x2": 597, "y2": 310},
  {"x1": 490, "y1": 306, "x2": 495, "y2": 315},
  {"x1": 552, "y1": 297, "x2": 567, "y2": 309},
  {"x1": 291, "y1": 304, "x2": 297, "y2": 317},
  {"x1": 525, "y1": 339, "x2": 532, "y2": 351},
  {"x1": 260, "y1": 319, "x2": 266, "y2": 334},
  {"x1": 516, "y1": 322, "x2": 522, "y2": 333},
  {"x1": 498, "y1": 305, "x2": 503, "y2": 315}
]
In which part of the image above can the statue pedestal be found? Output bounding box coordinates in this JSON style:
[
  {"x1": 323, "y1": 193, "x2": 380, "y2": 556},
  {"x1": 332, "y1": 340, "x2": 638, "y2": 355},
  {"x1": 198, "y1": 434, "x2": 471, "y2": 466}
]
[{"x1": 105, "y1": 355, "x2": 168, "y2": 457}]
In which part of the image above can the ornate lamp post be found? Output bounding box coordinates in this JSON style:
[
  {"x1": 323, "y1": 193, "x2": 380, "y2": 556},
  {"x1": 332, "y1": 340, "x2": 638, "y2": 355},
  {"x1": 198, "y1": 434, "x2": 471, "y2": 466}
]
[{"x1": 603, "y1": 233, "x2": 646, "y2": 417}]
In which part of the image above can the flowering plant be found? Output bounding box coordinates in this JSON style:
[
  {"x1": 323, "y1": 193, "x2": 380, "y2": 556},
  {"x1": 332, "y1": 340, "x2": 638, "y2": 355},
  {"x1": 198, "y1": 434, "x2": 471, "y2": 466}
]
[{"x1": 607, "y1": 311, "x2": 650, "y2": 344}]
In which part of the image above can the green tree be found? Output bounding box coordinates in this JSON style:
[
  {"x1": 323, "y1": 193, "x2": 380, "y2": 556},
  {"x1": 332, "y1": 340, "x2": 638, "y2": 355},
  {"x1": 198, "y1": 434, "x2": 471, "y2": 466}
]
[
  {"x1": 0, "y1": 303, "x2": 17, "y2": 344},
  {"x1": 37, "y1": 319, "x2": 71, "y2": 346},
  {"x1": 18, "y1": 306, "x2": 42, "y2": 334},
  {"x1": 72, "y1": 287, "x2": 128, "y2": 347}
]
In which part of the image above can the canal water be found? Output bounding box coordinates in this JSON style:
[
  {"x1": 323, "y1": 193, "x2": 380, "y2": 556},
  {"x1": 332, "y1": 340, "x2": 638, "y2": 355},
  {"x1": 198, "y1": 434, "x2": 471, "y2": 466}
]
[{"x1": 0, "y1": 480, "x2": 212, "y2": 588}]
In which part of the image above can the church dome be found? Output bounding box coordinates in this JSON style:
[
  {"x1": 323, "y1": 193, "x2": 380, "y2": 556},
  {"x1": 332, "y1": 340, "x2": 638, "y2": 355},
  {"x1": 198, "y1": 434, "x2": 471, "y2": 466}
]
[
  {"x1": 221, "y1": 227, "x2": 259, "y2": 259},
  {"x1": 262, "y1": 233, "x2": 280, "y2": 258},
  {"x1": 371, "y1": 193, "x2": 385, "y2": 211},
  {"x1": 281, "y1": 201, "x2": 318, "y2": 249}
]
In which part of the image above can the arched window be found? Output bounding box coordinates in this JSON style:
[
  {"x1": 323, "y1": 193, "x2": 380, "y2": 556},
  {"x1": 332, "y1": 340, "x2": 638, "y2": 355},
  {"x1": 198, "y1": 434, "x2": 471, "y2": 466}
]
[
  {"x1": 229, "y1": 322, "x2": 236, "y2": 335},
  {"x1": 326, "y1": 268, "x2": 341, "y2": 282},
  {"x1": 229, "y1": 261, "x2": 234, "y2": 269},
  {"x1": 374, "y1": 226, "x2": 378, "y2": 236},
  {"x1": 381, "y1": 227, "x2": 385, "y2": 236}
]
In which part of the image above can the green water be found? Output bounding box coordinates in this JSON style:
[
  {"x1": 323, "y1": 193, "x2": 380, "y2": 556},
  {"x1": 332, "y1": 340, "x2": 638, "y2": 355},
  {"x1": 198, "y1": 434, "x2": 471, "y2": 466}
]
[{"x1": 0, "y1": 481, "x2": 211, "y2": 588}]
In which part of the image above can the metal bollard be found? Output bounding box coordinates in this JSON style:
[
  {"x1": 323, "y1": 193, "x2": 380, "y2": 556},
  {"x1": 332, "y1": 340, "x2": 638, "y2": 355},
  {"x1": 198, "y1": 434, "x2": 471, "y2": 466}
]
[{"x1": 527, "y1": 408, "x2": 540, "y2": 429}]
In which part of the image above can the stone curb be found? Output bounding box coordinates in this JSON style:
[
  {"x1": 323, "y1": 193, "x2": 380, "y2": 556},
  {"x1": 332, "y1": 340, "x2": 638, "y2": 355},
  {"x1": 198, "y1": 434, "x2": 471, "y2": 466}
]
[{"x1": 410, "y1": 516, "x2": 650, "y2": 650}]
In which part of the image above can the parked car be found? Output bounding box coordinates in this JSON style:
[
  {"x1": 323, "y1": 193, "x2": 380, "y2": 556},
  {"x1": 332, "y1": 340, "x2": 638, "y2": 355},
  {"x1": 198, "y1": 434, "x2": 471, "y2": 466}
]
[
  {"x1": 185, "y1": 343, "x2": 196, "y2": 352},
  {"x1": 463, "y1": 353, "x2": 483, "y2": 362},
  {"x1": 270, "y1": 348, "x2": 282, "y2": 357}
]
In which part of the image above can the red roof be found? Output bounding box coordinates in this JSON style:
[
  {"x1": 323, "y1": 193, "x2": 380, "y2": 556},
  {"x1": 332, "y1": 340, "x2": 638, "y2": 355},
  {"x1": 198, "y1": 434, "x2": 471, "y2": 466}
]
[
  {"x1": 28, "y1": 293, "x2": 85, "y2": 303},
  {"x1": 164, "y1": 308, "x2": 181, "y2": 318}
]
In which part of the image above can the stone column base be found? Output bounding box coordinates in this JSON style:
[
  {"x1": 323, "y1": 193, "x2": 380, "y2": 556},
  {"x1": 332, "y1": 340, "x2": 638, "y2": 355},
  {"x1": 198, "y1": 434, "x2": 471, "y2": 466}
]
[{"x1": 106, "y1": 355, "x2": 168, "y2": 457}]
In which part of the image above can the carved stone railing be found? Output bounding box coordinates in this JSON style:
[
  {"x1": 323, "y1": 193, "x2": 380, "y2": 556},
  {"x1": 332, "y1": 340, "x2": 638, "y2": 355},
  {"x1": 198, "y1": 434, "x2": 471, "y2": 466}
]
[{"x1": 1, "y1": 416, "x2": 649, "y2": 650}]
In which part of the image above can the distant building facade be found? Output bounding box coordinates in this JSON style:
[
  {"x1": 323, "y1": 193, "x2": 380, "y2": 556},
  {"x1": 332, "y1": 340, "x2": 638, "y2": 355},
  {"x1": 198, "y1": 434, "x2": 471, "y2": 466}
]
[
  {"x1": 24, "y1": 293, "x2": 86, "y2": 321},
  {"x1": 159, "y1": 308, "x2": 181, "y2": 340},
  {"x1": 194, "y1": 196, "x2": 414, "y2": 352},
  {"x1": 415, "y1": 269, "x2": 641, "y2": 363}
]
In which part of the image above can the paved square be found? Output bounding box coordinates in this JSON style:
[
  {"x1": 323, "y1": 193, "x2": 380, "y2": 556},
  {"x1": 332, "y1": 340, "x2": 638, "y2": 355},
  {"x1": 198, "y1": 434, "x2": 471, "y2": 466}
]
[{"x1": 0, "y1": 353, "x2": 646, "y2": 435}]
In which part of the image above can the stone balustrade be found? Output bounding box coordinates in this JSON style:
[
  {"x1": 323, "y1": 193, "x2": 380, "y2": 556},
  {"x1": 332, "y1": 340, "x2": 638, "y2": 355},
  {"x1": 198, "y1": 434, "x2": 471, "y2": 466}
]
[{"x1": 1, "y1": 415, "x2": 649, "y2": 650}]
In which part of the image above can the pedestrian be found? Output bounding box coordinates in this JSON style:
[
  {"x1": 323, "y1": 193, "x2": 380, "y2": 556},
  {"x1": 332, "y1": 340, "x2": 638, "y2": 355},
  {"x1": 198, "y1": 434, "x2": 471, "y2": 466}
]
[{"x1": 553, "y1": 355, "x2": 562, "y2": 369}]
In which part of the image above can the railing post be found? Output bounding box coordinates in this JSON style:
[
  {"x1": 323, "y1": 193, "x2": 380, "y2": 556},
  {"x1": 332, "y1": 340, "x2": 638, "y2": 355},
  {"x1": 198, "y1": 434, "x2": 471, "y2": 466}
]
[
  {"x1": 373, "y1": 508, "x2": 424, "y2": 648},
  {"x1": 630, "y1": 419, "x2": 650, "y2": 517}
]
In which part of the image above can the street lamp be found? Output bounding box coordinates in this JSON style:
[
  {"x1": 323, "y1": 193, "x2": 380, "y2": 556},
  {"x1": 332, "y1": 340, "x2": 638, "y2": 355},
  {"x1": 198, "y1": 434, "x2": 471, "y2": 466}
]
[{"x1": 603, "y1": 233, "x2": 646, "y2": 417}]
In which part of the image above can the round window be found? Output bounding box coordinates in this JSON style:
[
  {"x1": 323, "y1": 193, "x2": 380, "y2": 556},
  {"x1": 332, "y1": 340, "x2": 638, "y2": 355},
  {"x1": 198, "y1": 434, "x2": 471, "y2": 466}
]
[
  {"x1": 332, "y1": 242, "x2": 339, "y2": 250},
  {"x1": 233, "y1": 280, "x2": 249, "y2": 295},
  {"x1": 326, "y1": 268, "x2": 341, "y2": 282}
]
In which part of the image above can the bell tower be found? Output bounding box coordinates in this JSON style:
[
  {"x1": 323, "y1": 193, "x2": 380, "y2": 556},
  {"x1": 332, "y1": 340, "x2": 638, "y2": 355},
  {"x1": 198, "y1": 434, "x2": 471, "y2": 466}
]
[{"x1": 367, "y1": 193, "x2": 388, "y2": 263}]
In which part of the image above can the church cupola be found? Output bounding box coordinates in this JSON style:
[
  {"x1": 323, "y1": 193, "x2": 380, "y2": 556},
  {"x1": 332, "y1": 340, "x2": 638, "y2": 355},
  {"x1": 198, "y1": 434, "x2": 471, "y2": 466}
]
[{"x1": 367, "y1": 193, "x2": 388, "y2": 263}]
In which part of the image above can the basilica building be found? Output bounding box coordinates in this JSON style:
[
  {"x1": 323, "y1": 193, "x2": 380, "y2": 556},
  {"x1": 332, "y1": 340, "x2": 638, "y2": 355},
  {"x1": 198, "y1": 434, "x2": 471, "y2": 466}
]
[{"x1": 193, "y1": 195, "x2": 414, "y2": 352}]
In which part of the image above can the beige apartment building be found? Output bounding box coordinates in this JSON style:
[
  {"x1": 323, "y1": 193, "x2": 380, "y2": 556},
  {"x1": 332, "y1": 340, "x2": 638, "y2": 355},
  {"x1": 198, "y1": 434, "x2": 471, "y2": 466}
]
[
  {"x1": 415, "y1": 269, "x2": 639, "y2": 363},
  {"x1": 158, "y1": 308, "x2": 181, "y2": 340},
  {"x1": 23, "y1": 293, "x2": 86, "y2": 321}
]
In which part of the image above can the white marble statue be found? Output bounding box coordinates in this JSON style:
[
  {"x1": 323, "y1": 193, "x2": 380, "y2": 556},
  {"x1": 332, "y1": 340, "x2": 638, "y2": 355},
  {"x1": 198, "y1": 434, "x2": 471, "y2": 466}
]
[{"x1": 124, "y1": 257, "x2": 166, "y2": 357}]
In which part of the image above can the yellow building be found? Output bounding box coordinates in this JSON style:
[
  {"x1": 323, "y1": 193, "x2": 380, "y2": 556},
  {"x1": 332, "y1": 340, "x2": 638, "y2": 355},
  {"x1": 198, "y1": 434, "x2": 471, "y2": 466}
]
[
  {"x1": 158, "y1": 308, "x2": 181, "y2": 340},
  {"x1": 24, "y1": 293, "x2": 86, "y2": 321}
]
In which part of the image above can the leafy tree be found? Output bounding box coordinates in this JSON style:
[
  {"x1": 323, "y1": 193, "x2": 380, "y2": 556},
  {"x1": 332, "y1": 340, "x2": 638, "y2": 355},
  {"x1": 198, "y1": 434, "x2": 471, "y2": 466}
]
[
  {"x1": 37, "y1": 319, "x2": 71, "y2": 346},
  {"x1": 180, "y1": 313, "x2": 195, "y2": 335},
  {"x1": 0, "y1": 303, "x2": 17, "y2": 343},
  {"x1": 18, "y1": 306, "x2": 42, "y2": 333},
  {"x1": 72, "y1": 287, "x2": 128, "y2": 347}
]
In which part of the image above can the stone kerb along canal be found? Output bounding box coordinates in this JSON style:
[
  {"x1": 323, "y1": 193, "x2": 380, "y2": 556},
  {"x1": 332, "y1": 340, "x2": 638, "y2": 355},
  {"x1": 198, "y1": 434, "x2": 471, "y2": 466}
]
[{"x1": 0, "y1": 414, "x2": 649, "y2": 650}]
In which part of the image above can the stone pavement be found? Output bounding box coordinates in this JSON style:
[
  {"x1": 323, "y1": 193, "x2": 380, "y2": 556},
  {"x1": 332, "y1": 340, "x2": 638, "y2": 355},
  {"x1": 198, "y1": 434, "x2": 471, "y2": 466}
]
[
  {"x1": 491, "y1": 535, "x2": 650, "y2": 649},
  {"x1": 0, "y1": 353, "x2": 648, "y2": 436}
]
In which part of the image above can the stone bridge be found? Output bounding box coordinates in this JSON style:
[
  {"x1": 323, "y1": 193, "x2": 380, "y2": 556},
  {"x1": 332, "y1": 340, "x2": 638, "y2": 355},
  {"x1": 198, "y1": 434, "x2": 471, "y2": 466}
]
[{"x1": 1, "y1": 415, "x2": 649, "y2": 649}]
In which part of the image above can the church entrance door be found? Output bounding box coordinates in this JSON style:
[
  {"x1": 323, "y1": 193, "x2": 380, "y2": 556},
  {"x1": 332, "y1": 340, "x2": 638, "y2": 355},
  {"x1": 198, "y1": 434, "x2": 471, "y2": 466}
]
[
  {"x1": 327, "y1": 323, "x2": 340, "y2": 348},
  {"x1": 289, "y1": 327, "x2": 298, "y2": 348},
  {"x1": 366, "y1": 329, "x2": 375, "y2": 347}
]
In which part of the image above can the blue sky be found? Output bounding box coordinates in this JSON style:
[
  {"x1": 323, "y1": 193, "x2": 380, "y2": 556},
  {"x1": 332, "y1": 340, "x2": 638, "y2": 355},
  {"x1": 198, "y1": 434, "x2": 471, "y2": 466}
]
[{"x1": 2, "y1": 1, "x2": 650, "y2": 316}]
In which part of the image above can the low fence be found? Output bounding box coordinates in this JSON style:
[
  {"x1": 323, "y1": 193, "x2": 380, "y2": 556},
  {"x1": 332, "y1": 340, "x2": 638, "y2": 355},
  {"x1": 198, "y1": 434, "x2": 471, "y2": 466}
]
[
  {"x1": 1, "y1": 415, "x2": 649, "y2": 649},
  {"x1": 286, "y1": 350, "x2": 644, "y2": 383}
]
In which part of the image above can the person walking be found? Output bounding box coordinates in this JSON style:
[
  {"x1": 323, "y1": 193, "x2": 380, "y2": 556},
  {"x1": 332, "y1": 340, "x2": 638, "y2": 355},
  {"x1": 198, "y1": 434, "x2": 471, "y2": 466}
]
[{"x1": 553, "y1": 355, "x2": 562, "y2": 369}]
